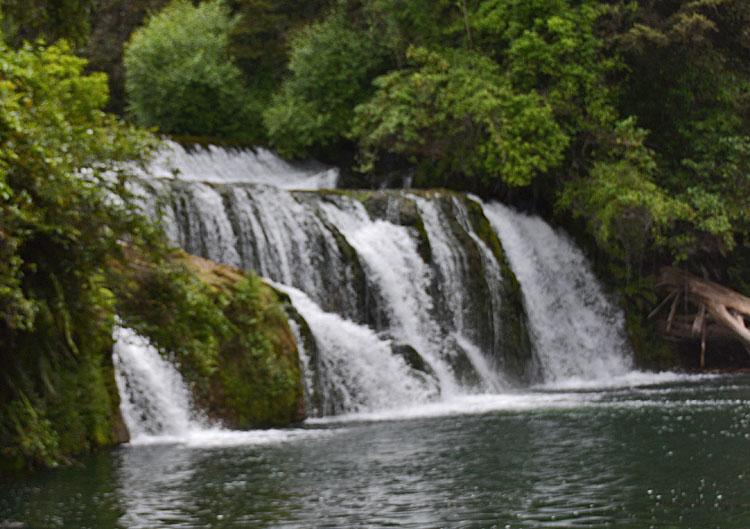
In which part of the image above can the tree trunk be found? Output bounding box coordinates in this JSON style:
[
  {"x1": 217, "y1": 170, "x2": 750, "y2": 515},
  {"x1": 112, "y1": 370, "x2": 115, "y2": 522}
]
[{"x1": 657, "y1": 267, "x2": 750, "y2": 353}]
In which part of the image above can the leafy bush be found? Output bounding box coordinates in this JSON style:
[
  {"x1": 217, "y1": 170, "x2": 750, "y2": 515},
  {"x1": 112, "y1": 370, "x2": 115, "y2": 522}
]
[
  {"x1": 0, "y1": 38, "x2": 156, "y2": 470},
  {"x1": 124, "y1": 0, "x2": 257, "y2": 140},
  {"x1": 264, "y1": 10, "x2": 390, "y2": 157},
  {"x1": 352, "y1": 47, "x2": 568, "y2": 187}
]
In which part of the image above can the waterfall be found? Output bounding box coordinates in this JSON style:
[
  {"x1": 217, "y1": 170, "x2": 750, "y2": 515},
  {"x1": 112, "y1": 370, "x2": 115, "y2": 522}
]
[
  {"x1": 277, "y1": 283, "x2": 438, "y2": 415},
  {"x1": 483, "y1": 202, "x2": 633, "y2": 384},
  {"x1": 113, "y1": 326, "x2": 334, "y2": 446},
  {"x1": 125, "y1": 143, "x2": 637, "y2": 421},
  {"x1": 113, "y1": 326, "x2": 204, "y2": 441},
  {"x1": 134, "y1": 140, "x2": 338, "y2": 189}
]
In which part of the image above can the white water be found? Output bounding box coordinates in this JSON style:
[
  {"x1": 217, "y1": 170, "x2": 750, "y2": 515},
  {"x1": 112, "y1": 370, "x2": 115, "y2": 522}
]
[
  {"x1": 113, "y1": 327, "x2": 202, "y2": 442},
  {"x1": 318, "y1": 200, "x2": 459, "y2": 393},
  {"x1": 172, "y1": 182, "x2": 242, "y2": 267},
  {"x1": 274, "y1": 283, "x2": 438, "y2": 415},
  {"x1": 140, "y1": 140, "x2": 338, "y2": 189},
  {"x1": 113, "y1": 322, "x2": 717, "y2": 434},
  {"x1": 123, "y1": 143, "x2": 675, "y2": 430},
  {"x1": 113, "y1": 321, "x2": 704, "y2": 440},
  {"x1": 452, "y1": 332, "x2": 507, "y2": 392},
  {"x1": 483, "y1": 202, "x2": 633, "y2": 384},
  {"x1": 113, "y1": 326, "x2": 332, "y2": 447}
]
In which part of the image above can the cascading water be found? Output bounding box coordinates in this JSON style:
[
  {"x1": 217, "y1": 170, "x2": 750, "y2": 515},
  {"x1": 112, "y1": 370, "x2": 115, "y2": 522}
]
[
  {"x1": 126, "y1": 142, "x2": 637, "y2": 424},
  {"x1": 136, "y1": 140, "x2": 339, "y2": 189},
  {"x1": 483, "y1": 202, "x2": 633, "y2": 384},
  {"x1": 277, "y1": 283, "x2": 438, "y2": 415},
  {"x1": 113, "y1": 326, "x2": 334, "y2": 446},
  {"x1": 113, "y1": 326, "x2": 204, "y2": 442},
  {"x1": 316, "y1": 199, "x2": 457, "y2": 395}
]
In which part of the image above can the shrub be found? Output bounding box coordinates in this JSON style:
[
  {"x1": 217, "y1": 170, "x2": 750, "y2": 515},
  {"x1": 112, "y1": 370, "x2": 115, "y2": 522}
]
[{"x1": 124, "y1": 0, "x2": 257, "y2": 140}]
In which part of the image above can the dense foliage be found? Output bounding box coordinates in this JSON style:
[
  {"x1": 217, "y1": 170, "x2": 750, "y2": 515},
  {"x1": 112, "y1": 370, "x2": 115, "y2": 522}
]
[
  {"x1": 0, "y1": 37, "x2": 155, "y2": 469},
  {"x1": 5, "y1": 0, "x2": 747, "y2": 283},
  {"x1": 87, "y1": 0, "x2": 171, "y2": 114},
  {"x1": 0, "y1": 0, "x2": 95, "y2": 49},
  {"x1": 264, "y1": 10, "x2": 391, "y2": 157},
  {"x1": 352, "y1": 47, "x2": 567, "y2": 187},
  {"x1": 258, "y1": 0, "x2": 750, "y2": 291},
  {"x1": 124, "y1": 0, "x2": 257, "y2": 140},
  {"x1": 2, "y1": 0, "x2": 749, "y2": 466}
]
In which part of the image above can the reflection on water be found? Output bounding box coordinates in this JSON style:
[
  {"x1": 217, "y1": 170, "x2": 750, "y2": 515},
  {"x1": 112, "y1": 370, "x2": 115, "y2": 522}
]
[{"x1": 1, "y1": 375, "x2": 749, "y2": 528}]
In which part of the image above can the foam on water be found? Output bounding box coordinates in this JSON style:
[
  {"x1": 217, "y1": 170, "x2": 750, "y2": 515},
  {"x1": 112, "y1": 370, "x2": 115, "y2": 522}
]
[
  {"x1": 535, "y1": 370, "x2": 720, "y2": 391},
  {"x1": 307, "y1": 392, "x2": 594, "y2": 424},
  {"x1": 125, "y1": 427, "x2": 338, "y2": 449},
  {"x1": 114, "y1": 323, "x2": 726, "y2": 444},
  {"x1": 307, "y1": 373, "x2": 742, "y2": 425}
]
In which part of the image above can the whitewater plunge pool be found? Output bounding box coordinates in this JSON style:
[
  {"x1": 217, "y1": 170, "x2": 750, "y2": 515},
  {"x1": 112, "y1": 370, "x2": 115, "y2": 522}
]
[{"x1": 1, "y1": 374, "x2": 749, "y2": 529}]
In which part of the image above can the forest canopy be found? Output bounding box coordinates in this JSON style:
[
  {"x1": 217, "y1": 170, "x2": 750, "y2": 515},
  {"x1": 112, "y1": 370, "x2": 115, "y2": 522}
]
[{"x1": 1, "y1": 0, "x2": 749, "y2": 290}]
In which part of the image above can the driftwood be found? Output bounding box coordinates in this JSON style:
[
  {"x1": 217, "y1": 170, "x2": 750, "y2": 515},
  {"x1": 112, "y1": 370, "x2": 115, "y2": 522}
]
[{"x1": 653, "y1": 267, "x2": 750, "y2": 367}]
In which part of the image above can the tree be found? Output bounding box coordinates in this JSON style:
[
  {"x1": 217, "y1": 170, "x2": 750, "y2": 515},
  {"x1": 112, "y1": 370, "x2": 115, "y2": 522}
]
[
  {"x1": 0, "y1": 0, "x2": 95, "y2": 49},
  {"x1": 352, "y1": 47, "x2": 567, "y2": 187},
  {"x1": 612, "y1": 0, "x2": 750, "y2": 264},
  {"x1": 124, "y1": 0, "x2": 256, "y2": 140},
  {"x1": 226, "y1": 0, "x2": 331, "y2": 83},
  {"x1": 86, "y1": 0, "x2": 171, "y2": 114},
  {"x1": 551, "y1": 0, "x2": 750, "y2": 280},
  {"x1": 264, "y1": 9, "x2": 391, "y2": 157},
  {"x1": 0, "y1": 38, "x2": 155, "y2": 468}
]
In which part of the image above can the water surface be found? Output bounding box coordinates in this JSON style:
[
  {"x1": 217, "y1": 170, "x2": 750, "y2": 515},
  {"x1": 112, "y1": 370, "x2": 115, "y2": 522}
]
[{"x1": 2, "y1": 374, "x2": 749, "y2": 528}]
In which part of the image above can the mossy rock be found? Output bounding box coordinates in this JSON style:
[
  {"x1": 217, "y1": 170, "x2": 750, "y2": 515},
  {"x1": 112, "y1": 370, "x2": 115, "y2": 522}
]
[
  {"x1": 114, "y1": 249, "x2": 305, "y2": 429},
  {"x1": 462, "y1": 197, "x2": 535, "y2": 383}
]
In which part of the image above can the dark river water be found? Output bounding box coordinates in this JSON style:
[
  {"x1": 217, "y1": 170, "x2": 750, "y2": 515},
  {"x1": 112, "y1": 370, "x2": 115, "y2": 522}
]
[{"x1": 2, "y1": 374, "x2": 749, "y2": 529}]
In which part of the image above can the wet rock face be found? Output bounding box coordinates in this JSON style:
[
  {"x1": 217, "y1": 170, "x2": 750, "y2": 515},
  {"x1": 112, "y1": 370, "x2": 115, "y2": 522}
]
[{"x1": 392, "y1": 342, "x2": 435, "y2": 377}]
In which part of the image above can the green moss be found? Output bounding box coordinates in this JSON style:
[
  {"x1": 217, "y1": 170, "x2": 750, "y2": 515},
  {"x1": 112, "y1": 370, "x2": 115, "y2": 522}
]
[
  {"x1": 114, "y1": 250, "x2": 304, "y2": 429},
  {"x1": 463, "y1": 197, "x2": 535, "y2": 383},
  {"x1": 208, "y1": 276, "x2": 303, "y2": 427}
]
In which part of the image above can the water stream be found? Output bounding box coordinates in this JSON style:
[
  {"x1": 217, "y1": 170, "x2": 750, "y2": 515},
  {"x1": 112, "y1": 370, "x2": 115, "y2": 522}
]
[
  {"x1": 2, "y1": 376, "x2": 749, "y2": 528},
  {"x1": 483, "y1": 202, "x2": 633, "y2": 384}
]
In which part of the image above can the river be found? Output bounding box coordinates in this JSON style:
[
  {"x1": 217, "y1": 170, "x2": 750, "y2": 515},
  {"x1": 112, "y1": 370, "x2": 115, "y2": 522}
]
[{"x1": 2, "y1": 374, "x2": 748, "y2": 528}]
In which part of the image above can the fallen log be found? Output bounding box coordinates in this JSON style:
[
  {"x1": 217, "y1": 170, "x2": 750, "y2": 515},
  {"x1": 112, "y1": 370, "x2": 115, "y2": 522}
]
[
  {"x1": 656, "y1": 267, "x2": 750, "y2": 356},
  {"x1": 654, "y1": 314, "x2": 740, "y2": 343}
]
